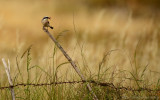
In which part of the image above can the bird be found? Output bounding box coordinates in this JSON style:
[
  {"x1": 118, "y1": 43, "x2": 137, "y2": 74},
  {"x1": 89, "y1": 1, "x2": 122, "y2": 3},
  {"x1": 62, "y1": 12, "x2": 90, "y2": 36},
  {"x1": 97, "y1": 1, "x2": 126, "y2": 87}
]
[{"x1": 41, "y1": 16, "x2": 53, "y2": 30}]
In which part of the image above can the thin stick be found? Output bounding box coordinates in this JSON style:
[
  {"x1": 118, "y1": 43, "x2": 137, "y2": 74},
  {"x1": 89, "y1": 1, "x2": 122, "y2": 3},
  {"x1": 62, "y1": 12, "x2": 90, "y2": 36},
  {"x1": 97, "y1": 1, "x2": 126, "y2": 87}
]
[
  {"x1": 43, "y1": 28, "x2": 98, "y2": 100},
  {"x1": 2, "y1": 58, "x2": 15, "y2": 100}
]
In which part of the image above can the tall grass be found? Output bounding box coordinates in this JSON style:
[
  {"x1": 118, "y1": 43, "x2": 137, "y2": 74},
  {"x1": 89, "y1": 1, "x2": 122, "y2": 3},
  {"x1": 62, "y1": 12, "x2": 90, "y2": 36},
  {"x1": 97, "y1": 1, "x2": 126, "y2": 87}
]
[
  {"x1": 0, "y1": 1, "x2": 160, "y2": 99},
  {"x1": 0, "y1": 30, "x2": 159, "y2": 99}
]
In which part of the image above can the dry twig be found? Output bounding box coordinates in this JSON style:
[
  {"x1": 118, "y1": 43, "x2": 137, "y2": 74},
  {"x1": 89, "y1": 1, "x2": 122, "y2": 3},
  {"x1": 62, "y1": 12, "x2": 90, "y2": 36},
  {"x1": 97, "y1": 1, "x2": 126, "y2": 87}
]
[
  {"x1": 2, "y1": 58, "x2": 15, "y2": 100},
  {"x1": 43, "y1": 28, "x2": 98, "y2": 100}
]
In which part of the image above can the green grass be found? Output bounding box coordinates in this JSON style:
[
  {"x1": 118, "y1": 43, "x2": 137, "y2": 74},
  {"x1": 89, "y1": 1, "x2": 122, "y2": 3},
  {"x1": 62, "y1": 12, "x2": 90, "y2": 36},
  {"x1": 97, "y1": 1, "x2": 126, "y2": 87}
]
[{"x1": 0, "y1": 31, "x2": 160, "y2": 100}]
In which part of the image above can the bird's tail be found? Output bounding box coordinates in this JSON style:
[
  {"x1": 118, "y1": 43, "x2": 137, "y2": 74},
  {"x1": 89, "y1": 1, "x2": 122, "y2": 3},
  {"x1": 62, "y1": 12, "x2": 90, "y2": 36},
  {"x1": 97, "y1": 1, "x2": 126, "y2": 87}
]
[{"x1": 49, "y1": 26, "x2": 53, "y2": 29}]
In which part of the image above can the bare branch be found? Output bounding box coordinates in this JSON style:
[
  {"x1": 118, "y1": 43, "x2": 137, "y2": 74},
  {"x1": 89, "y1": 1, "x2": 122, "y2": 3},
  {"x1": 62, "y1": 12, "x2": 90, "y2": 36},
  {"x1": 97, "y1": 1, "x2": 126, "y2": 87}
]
[
  {"x1": 43, "y1": 28, "x2": 98, "y2": 100},
  {"x1": 2, "y1": 58, "x2": 15, "y2": 100}
]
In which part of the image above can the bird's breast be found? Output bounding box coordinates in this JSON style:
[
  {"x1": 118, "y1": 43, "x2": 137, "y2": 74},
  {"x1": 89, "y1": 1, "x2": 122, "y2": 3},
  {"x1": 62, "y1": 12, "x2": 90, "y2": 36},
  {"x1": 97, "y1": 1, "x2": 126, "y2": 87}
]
[{"x1": 41, "y1": 19, "x2": 48, "y2": 25}]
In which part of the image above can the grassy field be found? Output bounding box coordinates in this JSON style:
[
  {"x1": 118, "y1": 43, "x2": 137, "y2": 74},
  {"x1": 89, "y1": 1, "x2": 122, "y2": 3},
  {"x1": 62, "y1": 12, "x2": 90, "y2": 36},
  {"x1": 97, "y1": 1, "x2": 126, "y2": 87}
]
[{"x1": 0, "y1": 0, "x2": 160, "y2": 99}]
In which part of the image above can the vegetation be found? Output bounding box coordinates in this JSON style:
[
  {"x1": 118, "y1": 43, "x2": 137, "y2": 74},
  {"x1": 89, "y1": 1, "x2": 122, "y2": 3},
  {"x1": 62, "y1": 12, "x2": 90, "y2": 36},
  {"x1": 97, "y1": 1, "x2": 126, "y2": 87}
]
[{"x1": 0, "y1": 0, "x2": 160, "y2": 100}]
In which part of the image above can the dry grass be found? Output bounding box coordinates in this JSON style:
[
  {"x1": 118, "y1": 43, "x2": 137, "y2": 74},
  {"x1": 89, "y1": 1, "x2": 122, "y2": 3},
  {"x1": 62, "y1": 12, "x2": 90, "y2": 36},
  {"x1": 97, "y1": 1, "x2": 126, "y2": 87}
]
[{"x1": 0, "y1": 0, "x2": 160, "y2": 99}]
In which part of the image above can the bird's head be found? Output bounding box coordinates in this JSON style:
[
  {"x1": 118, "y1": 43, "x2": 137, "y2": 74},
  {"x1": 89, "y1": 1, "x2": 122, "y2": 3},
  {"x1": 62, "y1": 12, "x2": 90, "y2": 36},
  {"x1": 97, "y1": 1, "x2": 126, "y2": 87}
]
[{"x1": 42, "y1": 16, "x2": 51, "y2": 20}]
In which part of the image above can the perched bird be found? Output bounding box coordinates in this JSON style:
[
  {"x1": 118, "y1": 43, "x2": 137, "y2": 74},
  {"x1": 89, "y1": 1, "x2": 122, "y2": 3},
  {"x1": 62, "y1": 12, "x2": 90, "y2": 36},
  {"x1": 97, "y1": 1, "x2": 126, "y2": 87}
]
[{"x1": 41, "y1": 16, "x2": 53, "y2": 30}]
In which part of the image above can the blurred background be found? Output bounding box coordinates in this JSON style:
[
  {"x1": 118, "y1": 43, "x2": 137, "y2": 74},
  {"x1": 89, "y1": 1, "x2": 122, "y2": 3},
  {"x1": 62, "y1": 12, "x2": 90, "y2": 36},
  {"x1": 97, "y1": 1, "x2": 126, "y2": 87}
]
[{"x1": 0, "y1": 0, "x2": 160, "y2": 85}]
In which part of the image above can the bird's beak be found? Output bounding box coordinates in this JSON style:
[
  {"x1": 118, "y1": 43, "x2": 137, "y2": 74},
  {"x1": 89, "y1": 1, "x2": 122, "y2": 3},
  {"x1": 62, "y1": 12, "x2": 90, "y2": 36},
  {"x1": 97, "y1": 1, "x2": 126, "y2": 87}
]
[{"x1": 49, "y1": 17, "x2": 51, "y2": 19}]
